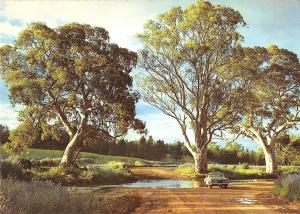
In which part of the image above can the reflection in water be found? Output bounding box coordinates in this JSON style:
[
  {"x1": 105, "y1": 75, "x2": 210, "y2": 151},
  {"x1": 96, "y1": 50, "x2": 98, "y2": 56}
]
[
  {"x1": 76, "y1": 179, "x2": 204, "y2": 193},
  {"x1": 121, "y1": 179, "x2": 204, "y2": 188},
  {"x1": 238, "y1": 198, "x2": 257, "y2": 204}
]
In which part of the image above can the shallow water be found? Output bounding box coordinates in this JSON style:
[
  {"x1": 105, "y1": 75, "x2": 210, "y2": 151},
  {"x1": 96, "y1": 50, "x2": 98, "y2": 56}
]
[
  {"x1": 75, "y1": 179, "x2": 204, "y2": 192},
  {"x1": 238, "y1": 198, "x2": 258, "y2": 204},
  {"x1": 122, "y1": 179, "x2": 203, "y2": 188}
]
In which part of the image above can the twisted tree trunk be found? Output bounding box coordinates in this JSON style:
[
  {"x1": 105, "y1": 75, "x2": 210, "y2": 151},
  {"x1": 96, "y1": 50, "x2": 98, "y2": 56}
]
[{"x1": 60, "y1": 116, "x2": 87, "y2": 168}]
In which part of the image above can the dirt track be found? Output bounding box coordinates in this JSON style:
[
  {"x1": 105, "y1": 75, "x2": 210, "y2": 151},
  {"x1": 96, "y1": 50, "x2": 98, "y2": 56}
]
[{"x1": 130, "y1": 167, "x2": 300, "y2": 214}]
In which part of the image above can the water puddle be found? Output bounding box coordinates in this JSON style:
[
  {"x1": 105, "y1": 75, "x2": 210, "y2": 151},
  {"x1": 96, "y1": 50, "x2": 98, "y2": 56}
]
[
  {"x1": 76, "y1": 179, "x2": 204, "y2": 192},
  {"x1": 238, "y1": 198, "x2": 258, "y2": 204},
  {"x1": 121, "y1": 179, "x2": 203, "y2": 188}
]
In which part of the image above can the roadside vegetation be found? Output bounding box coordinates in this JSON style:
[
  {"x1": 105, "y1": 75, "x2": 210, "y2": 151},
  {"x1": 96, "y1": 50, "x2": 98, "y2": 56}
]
[
  {"x1": 274, "y1": 174, "x2": 300, "y2": 201},
  {"x1": 175, "y1": 163, "x2": 299, "y2": 179},
  {"x1": 0, "y1": 152, "x2": 138, "y2": 186},
  {"x1": 0, "y1": 178, "x2": 139, "y2": 214}
]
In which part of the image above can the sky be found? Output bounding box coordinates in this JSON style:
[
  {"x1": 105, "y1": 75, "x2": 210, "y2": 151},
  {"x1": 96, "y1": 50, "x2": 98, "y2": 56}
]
[{"x1": 0, "y1": 0, "x2": 300, "y2": 150}]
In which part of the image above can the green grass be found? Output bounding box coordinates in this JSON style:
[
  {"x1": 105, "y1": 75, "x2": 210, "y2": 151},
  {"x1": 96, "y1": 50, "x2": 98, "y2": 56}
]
[
  {"x1": 175, "y1": 163, "x2": 195, "y2": 177},
  {"x1": 175, "y1": 163, "x2": 300, "y2": 179},
  {"x1": 0, "y1": 147, "x2": 143, "y2": 164}
]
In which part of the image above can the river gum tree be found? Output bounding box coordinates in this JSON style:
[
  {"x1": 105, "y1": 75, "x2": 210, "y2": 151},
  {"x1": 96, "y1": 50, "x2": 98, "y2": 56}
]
[
  {"x1": 0, "y1": 23, "x2": 144, "y2": 168},
  {"x1": 235, "y1": 45, "x2": 300, "y2": 174},
  {"x1": 137, "y1": 0, "x2": 247, "y2": 173}
]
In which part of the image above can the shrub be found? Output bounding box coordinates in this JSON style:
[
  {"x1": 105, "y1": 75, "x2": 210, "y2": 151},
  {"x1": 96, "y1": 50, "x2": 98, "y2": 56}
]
[
  {"x1": 0, "y1": 160, "x2": 23, "y2": 179},
  {"x1": 239, "y1": 163, "x2": 249, "y2": 169},
  {"x1": 274, "y1": 174, "x2": 300, "y2": 201},
  {"x1": 37, "y1": 158, "x2": 60, "y2": 167},
  {"x1": 77, "y1": 158, "x2": 96, "y2": 165},
  {"x1": 208, "y1": 164, "x2": 273, "y2": 179},
  {"x1": 32, "y1": 167, "x2": 65, "y2": 183},
  {"x1": 278, "y1": 166, "x2": 299, "y2": 174},
  {"x1": 0, "y1": 179, "x2": 95, "y2": 214},
  {"x1": 134, "y1": 160, "x2": 145, "y2": 166},
  {"x1": 175, "y1": 163, "x2": 195, "y2": 177},
  {"x1": 107, "y1": 161, "x2": 126, "y2": 169},
  {"x1": 84, "y1": 164, "x2": 135, "y2": 184}
]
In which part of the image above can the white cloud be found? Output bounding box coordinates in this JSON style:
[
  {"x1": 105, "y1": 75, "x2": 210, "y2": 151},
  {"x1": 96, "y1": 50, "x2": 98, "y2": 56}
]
[
  {"x1": 0, "y1": 103, "x2": 20, "y2": 129},
  {"x1": 0, "y1": 0, "x2": 169, "y2": 51},
  {"x1": 0, "y1": 22, "x2": 22, "y2": 37}
]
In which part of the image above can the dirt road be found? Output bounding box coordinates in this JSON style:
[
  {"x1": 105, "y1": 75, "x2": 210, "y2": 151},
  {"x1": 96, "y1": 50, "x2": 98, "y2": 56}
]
[{"x1": 130, "y1": 167, "x2": 300, "y2": 214}]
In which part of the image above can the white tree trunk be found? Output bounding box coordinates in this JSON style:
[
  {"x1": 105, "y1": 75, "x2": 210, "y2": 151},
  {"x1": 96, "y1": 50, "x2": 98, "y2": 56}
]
[
  {"x1": 60, "y1": 132, "x2": 84, "y2": 168},
  {"x1": 262, "y1": 144, "x2": 277, "y2": 174},
  {"x1": 60, "y1": 116, "x2": 87, "y2": 168}
]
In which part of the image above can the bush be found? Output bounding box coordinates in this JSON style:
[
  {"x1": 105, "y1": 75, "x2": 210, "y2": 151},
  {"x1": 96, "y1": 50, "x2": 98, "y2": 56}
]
[
  {"x1": 84, "y1": 164, "x2": 135, "y2": 184},
  {"x1": 208, "y1": 164, "x2": 272, "y2": 179},
  {"x1": 0, "y1": 160, "x2": 23, "y2": 179},
  {"x1": 37, "y1": 158, "x2": 60, "y2": 167},
  {"x1": 274, "y1": 174, "x2": 300, "y2": 201},
  {"x1": 278, "y1": 166, "x2": 299, "y2": 174},
  {"x1": 239, "y1": 163, "x2": 249, "y2": 169},
  {"x1": 107, "y1": 161, "x2": 126, "y2": 169},
  {"x1": 175, "y1": 163, "x2": 195, "y2": 177},
  {"x1": 134, "y1": 160, "x2": 145, "y2": 167},
  {"x1": 0, "y1": 179, "x2": 95, "y2": 214}
]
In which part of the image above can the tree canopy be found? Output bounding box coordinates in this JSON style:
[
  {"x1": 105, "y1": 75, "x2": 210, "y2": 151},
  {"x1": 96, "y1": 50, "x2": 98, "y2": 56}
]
[
  {"x1": 235, "y1": 45, "x2": 300, "y2": 173},
  {"x1": 137, "y1": 0, "x2": 247, "y2": 173},
  {"x1": 0, "y1": 22, "x2": 144, "y2": 167}
]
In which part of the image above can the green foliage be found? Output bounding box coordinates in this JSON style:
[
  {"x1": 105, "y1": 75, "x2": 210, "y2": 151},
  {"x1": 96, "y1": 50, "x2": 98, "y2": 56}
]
[
  {"x1": 107, "y1": 161, "x2": 126, "y2": 169},
  {"x1": 84, "y1": 164, "x2": 135, "y2": 184},
  {"x1": 208, "y1": 164, "x2": 273, "y2": 179},
  {"x1": 174, "y1": 163, "x2": 298, "y2": 179},
  {"x1": 3, "y1": 119, "x2": 38, "y2": 156},
  {"x1": 239, "y1": 163, "x2": 250, "y2": 169},
  {"x1": 137, "y1": 0, "x2": 250, "y2": 173},
  {"x1": 274, "y1": 174, "x2": 300, "y2": 201},
  {"x1": 0, "y1": 147, "x2": 144, "y2": 164},
  {"x1": 33, "y1": 167, "x2": 65, "y2": 181},
  {"x1": 134, "y1": 160, "x2": 145, "y2": 166},
  {"x1": 278, "y1": 166, "x2": 299, "y2": 174},
  {"x1": 175, "y1": 163, "x2": 195, "y2": 177},
  {"x1": 0, "y1": 22, "x2": 144, "y2": 167},
  {"x1": 0, "y1": 159, "x2": 23, "y2": 179}
]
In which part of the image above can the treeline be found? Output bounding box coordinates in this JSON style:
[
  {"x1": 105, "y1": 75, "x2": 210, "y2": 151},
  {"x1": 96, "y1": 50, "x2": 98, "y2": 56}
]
[
  {"x1": 29, "y1": 133, "x2": 264, "y2": 164},
  {"x1": 1, "y1": 123, "x2": 299, "y2": 165}
]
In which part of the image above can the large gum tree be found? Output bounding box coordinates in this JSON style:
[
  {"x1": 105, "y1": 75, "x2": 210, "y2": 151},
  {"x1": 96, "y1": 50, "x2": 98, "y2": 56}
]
[
  {"x1": 0, "y1": 22, "x2": 144, "y2": 168},
  {"x1": 137, "y1": 0, "x2": 247, "y2": 173},
  {"x1": 235, "y1": 45, "x2": 300, "y2": 174}
]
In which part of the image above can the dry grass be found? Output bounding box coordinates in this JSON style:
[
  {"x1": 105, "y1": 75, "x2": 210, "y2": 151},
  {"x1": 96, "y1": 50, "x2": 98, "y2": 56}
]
[{"x1": 0, "y1": 178, "x2": 140, "y2": 214}]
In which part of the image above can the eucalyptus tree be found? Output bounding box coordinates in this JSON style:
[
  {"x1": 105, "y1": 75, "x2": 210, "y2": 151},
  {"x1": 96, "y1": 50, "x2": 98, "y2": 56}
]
[
  {"x1": 0, "y1": 22, "x2": 144, "y2": 168},
  {"x1": 235, "y1": 45, "x2": 300, "y2": 174},
  {"x1": 137, "y1": 0, "x2": 247, "y2": 173}
]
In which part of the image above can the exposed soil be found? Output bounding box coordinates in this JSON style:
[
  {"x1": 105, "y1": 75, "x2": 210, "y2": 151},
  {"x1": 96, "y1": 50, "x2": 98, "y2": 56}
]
[
  {"x1": 130, "y1": 166, "x2": 192, "y2": 180},
  {"x1": 129, "y1": 167, "x2": 300, "y2": 214}
]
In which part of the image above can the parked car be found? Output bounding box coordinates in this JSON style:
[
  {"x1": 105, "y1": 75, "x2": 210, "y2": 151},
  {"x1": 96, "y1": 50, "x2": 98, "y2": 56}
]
[{"x1": 204, "y1": 172, "x2": 229, "y2": 188}]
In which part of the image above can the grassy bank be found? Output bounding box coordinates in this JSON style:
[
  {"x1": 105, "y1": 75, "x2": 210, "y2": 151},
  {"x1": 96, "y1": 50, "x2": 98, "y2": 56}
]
[
  {"x1": 175, "y1": 163, "x2": 299, "y2": 179},
  {"x1": 0, "y1": 178, "x2": 140, "y2": 214},
  {"x1": 0, "y1": 147, "x2": 143, "y2": 164},
  {"x1": 0, "y1": 158, "x2": 137, "y2": 186}
]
